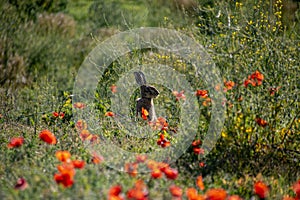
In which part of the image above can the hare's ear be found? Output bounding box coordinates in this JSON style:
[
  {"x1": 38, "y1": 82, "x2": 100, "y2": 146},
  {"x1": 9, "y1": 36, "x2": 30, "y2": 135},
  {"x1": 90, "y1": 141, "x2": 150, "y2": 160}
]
[{"x1": 134, "y1": 71, "x2": 147, "y2": 85}]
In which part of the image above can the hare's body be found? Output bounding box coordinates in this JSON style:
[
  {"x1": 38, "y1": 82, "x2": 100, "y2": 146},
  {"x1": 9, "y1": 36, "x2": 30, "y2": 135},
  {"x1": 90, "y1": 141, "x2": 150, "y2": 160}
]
[
  {"x1": 136, "y1": 97, "x2": 157, "y2": 122},
  {"x1": 134, "y1": 71, "x2": 159, "y2": 122}
]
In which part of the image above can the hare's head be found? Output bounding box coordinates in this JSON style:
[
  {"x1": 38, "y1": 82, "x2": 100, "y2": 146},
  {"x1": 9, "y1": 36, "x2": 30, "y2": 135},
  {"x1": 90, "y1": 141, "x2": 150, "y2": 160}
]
[
  {"x1": 134, "y1": 71, "x2": 159, "y2": 99},
  {"x1": 140, "y1": 85, "x2": 159, "y2": 99}
]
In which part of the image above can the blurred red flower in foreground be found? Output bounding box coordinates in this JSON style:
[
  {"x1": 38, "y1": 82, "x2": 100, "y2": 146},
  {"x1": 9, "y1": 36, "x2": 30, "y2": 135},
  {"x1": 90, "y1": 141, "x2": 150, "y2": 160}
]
[
  {"x1": 196, "y1": 176, "x2": 205, "y2": 191},
  {"x1": 39, "y1": 129, "x2": 57, "y2": 145},
  {"x1": 72, "y1": 160, "x2": 85, "y2": 169},
  {"x1": 254, "y1": 181, "x2": 269, "y2": 199},
  {"x1": 169, "y1": 185, "x2": 183, "y2": 198},
  {"x1": 151, "y1": 168, "x2": 163, "y2": 179},
  {"x1": 125, "y1": 162, "x2": 138, "y2": 177},
  {"x1": 147, "y1": 160, "x2": 178, "y2": 180},
  {"x1": 227, "y1": 195, "x2": 243, "y2": 200},
  {"x1": 54, "y1": 151, "x2": 86, "y2": 188},
  {"x1": 186, "y1": 188, "x2": 204, "y2": 200},
  {"x1": 244, "y1": 70, "x2": 264, "y2": 87},
  {"x1": 54, "y1": 163, "x2": 75, "y2": 188},
  {"x1": 206, "y1": 188, "x2": 227, "y2": 200},
  {"x1": 164, "y1": 167, "x2": 178, "y2": 180},
  {"x1": 73, "y1": 102, "x2": 86, "y2": 109},
  {"x1": 127, "y1": 180, "x2": 148, "y2": 200},
  {"x1": 7, "y1": 137, "x2": 24, "y2": 148},
  {"x1": 54, "y1": 171, "x2": 74, "y2": 188},
  {"x1": 255, "y1": 118, "x2": 268, "y2": 127},
  {"x1": 195, "y1": 90, "x2": 208, "y2": 98},
  {"x1": 293, "y1": 179, "x2": 300, "y2": 199},
  {"x1": 108, "y1": 185, "x2": 124, "y2": 200},
  {"x1": 56, "y1": 150, "x2": 71, "y2": 162},
  {"x1": 14, "y1": 178, "x2": 28, "y2": 190}
]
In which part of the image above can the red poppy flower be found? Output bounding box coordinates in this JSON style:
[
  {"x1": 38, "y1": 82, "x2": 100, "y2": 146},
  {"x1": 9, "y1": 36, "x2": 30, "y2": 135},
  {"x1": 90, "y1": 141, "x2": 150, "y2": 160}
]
[
  {"x1": 110, "y1": 85, "x2": 117, "y2": 93},
  {"x1": 164, "y1": 167, "x2": 178, "y2": 180},
  {"x1": 57, "y1": 163, "x2": 75, "y2": 177},
  {"x1": 53, "y1": 112, "x2": 59, "y2": 118},
  {"x1": 7, "y1": 137, "x2": 24, "y2": 148},
  {"x1": 59, "y1": 112, "x2": 65, "y2": 118},
  {"x1": 108, "y1": 185, "x2": 122, "y2": 199},
  {"x1": 55, "y1": 162, "x2": 75, "y2": 188},
  {"x1": 92, "y1": 153, "x2": 104, "y2": 164},
  {"x1": 192, "y1": 140, "x2": 202, "y2": 147},
  {"x1": 173, "y1": 90, "x2": 186, "y2": 101},
  {"x1": 14, "y1": 178, "x2": 28, "y2": 190},
  {"x1": 199, "y1": 162, "x2": 205, "y2": 168},
  {"x1": 151, "y1": 168, "x2": 163, "y2": 179},
  {"x1": 224, "y1": 80, "x2": 235, "y2": 91},
  {"x1": 157, "y1": 162, "x2": 169, "y2": 173},
  {"x1": 255, "y1": 118, "x2": 268, "y2": 127},
  {"x1": 126, "y1": 180, "x2": 148, "y2": 200},
  {"x1": 244, "y1": 70, "x2": 264, "y2": 87},
  {"x1": 244, "y1": 79, "x2": 256, "y2": 87},
  {"x1": 254, "y1": 181, "x2": 269, "y2": 199},
  {"x1": 193, "y1": 147, "x2": 204, "y2": 155},
  {"x1": 53, "y1": 112, "x2": 64, "y2": 118},
  {"x1": 157, "y1": 133, "x2": 171, "y2": 148},
  {"x1": 105, "y1": 111, "x2": 115, "y2": 117},
  {"x1": 80, "y1": 129, "x2": 91, "y2": 141},
  {"x1": 186, "y1": 188, "x2": 204, "y2": 200},
  {"x1": 89, "y1": 134, "x2": 98, "y2": 144},
  {"x1": 141, "y1": 107, "x2": 149, "y2": 120},
  {"x1": 195, "y1": 90, "x2": 208, "y2": 98},
  {"x1": 250, "y1": 70, "x2": 264, "y2": 85},
  {"x1": 54, "y1": 172, "x2": 74, "y2": 188},
  {"x1": 293, "y1": 180, "x2": 300, "y2": 198},
  {"x1": 205, "y1": 188, "x2": 227, "y2": 200},
  {"x1": 196, "y1": 176, "x2": 205, "y2": 191},
  {"x1": 75, "y1": 119, "x2": 87, "y2": 131},
  {"x1": 169, "y1": 185, "x2": 183, "y2": 197},
  {"x1": 125, "y1": 162, "x2": 138, "y2": 177},
  {"x1": 136, "y1": 155, "x2": 147, "y2": 163},
  {"x1": 149, "y1": 117, "x2": 168, "y2": 130},
  {"x1": 56, "y1": 150, "x2": 71, "y2": 162},
  {"x1": 72, "y1": 160, "x2": 85, "y2": 169},
  {"x1": 227, "y1": 195, "x2": 243, "y2": 200},
  {"x1": 73, "y1": 102, "x2": 86, "y2": 109},
  {"x1": 39, "y1": 129, "x2": 57, "y2": 145},
  {"x1": 202, "y1": 97, "x2": 211, "y2": 107}
]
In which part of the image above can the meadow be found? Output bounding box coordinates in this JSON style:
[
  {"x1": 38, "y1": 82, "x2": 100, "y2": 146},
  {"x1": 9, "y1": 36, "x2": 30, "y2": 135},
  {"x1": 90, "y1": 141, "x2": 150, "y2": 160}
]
[{"x1": 0, "y1": 0, "x2": 299, "y2": 199}]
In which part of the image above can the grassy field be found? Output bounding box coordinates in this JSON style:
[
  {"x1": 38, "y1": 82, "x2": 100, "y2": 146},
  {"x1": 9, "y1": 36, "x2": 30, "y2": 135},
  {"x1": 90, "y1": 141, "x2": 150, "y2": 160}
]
[{"x1": 0, "y1": 0, "x2": 299, "y2": 199}]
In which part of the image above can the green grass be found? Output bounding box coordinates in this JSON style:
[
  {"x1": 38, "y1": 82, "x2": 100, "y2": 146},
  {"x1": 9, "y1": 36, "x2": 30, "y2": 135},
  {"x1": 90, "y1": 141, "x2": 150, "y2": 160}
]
[{"x1": 0, "y1": 0, "x2": 299, "y2": 199}]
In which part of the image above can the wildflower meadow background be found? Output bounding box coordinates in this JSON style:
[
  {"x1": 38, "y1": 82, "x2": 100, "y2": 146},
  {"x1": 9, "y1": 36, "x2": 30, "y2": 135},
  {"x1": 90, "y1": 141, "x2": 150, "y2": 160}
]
[{"x1": 0, "y1": 0, "x2": 299, "y2": 199}]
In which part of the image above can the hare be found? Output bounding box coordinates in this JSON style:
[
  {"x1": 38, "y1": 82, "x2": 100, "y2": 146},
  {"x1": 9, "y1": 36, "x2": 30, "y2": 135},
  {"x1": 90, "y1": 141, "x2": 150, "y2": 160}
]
[{"x1": 134, "y1": 71, "x2": 159, "y2": 122}]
